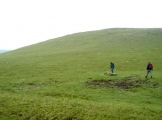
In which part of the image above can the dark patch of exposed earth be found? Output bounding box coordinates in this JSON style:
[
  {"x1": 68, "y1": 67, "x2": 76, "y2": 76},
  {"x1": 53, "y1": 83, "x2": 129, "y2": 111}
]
[{"x1": 86, "y1": 76, "x2": 161, "y2": 90}]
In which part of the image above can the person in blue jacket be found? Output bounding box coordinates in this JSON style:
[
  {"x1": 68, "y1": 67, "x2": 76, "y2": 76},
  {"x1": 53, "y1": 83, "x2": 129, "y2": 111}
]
[{"x1": 110, "y1": 62, "x2": 115, "y2": 73}]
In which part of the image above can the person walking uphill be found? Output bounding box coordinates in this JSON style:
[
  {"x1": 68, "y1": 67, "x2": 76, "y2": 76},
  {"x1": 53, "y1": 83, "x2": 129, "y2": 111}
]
[
  {"x1": 110, "y1": 62, "x2": 115, "y2": 73},
  {"x1": 145, "y1": 62, "x2": 153, "y2": 78}
]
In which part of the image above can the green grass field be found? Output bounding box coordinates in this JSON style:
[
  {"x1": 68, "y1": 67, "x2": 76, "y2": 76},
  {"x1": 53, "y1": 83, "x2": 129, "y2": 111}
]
[{"x1": 0, "y1": 28, "x2": 162, "y2": 120}]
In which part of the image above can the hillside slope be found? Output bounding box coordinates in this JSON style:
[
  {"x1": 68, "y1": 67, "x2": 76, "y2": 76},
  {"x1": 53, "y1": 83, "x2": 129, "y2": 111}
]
[{"x1": 0, "y1": 28, "x2": 162, "y2": 120}]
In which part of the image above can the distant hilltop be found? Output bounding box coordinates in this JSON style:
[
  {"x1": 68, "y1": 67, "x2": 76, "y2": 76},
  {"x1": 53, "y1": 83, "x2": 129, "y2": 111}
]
[{"x1": 0, "y1": 50, "x2": 9, "y2": 54}]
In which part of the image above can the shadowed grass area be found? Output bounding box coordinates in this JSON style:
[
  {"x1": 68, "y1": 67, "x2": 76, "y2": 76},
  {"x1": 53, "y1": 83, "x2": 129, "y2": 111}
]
[
  {"x1": 0, "y1": 28, "x2": 162, "y2": 119},
  {"x1": 86, "y1": 76, "x2": 161, "y2": 89}
]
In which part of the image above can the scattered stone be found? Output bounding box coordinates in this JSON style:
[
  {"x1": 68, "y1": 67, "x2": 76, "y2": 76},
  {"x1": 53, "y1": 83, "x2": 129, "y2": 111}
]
[{"x1": 104, "y1": 71, "x2": 117, "y2": 76}]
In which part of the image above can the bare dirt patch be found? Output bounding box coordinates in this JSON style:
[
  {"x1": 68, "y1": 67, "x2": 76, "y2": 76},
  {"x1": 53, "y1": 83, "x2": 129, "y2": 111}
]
[{"x1": 86, "y1": 76, "x2": 160, "y2": 89}]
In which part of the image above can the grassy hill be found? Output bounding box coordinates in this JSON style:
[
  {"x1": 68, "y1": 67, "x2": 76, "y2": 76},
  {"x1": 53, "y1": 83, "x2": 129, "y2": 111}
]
[{"x1": 0, "y1": 28, "x2": 162, "y2": 120}]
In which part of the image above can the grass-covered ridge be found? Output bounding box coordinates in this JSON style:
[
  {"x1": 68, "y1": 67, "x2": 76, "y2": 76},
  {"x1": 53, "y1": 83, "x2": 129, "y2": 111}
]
[{"x1": 0, "y1": 28, "x2": 162, "y2": 120}]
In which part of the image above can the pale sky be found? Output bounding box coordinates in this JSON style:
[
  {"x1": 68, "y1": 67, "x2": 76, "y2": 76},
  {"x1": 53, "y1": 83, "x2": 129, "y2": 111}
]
[{"x1": 0, "y1": 0, "x2": 162, "y2": 50}]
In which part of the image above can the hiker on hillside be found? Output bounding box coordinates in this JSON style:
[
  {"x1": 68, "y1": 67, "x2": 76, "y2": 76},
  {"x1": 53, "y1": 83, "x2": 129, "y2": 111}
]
[
  {"x1": 110, "y1": 62, "x2": 115, "y2": 73},
  {"x1": 145, "y1": 62, "x2": 153, "y2": 78}
]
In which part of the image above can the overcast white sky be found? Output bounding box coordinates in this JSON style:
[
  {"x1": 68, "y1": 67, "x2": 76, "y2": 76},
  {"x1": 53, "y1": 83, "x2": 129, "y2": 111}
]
[{"x1": 0, "y1": 0, "x2": 162, "y2": 50}]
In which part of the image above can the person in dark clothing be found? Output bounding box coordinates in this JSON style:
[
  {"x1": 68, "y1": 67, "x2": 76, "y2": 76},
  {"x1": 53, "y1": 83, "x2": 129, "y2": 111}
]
[
  {"x1": 145, "y1": 62, "x2": 153, "y2": 78},
  {"x1": 110, "y1": 62, "x2": 115, "y2": 73}
]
